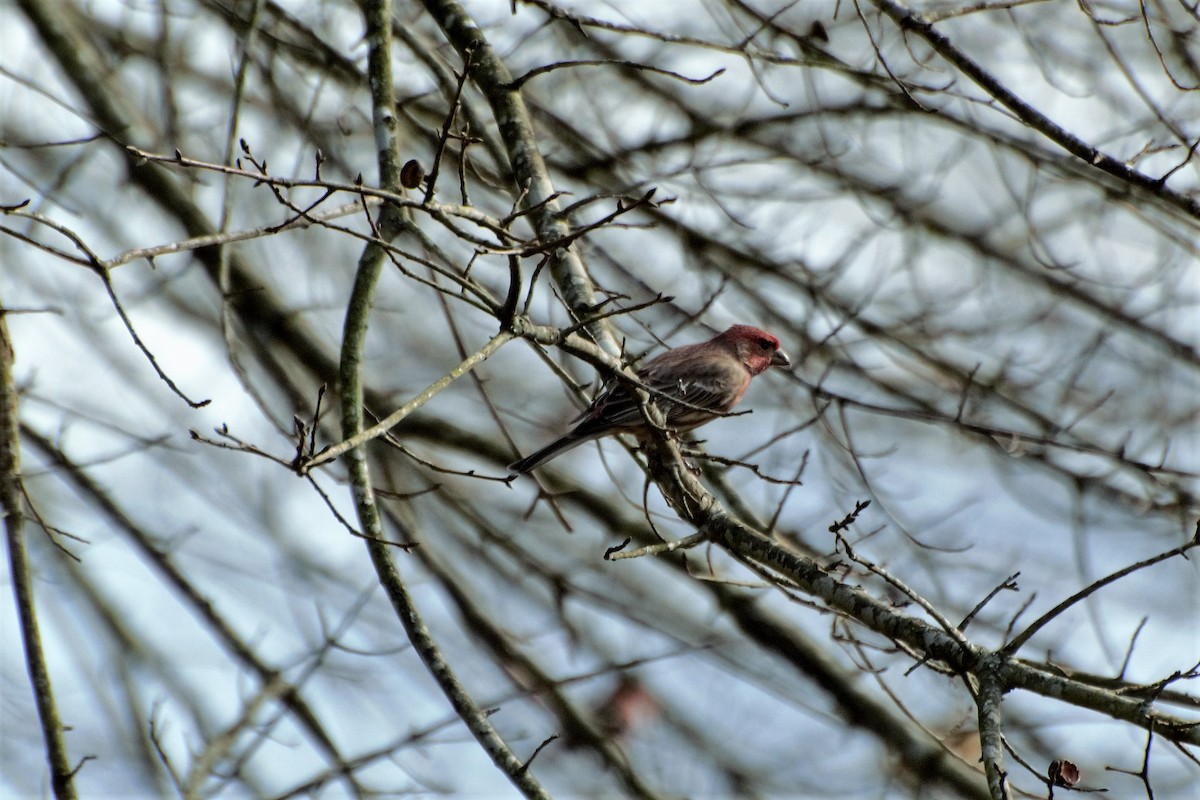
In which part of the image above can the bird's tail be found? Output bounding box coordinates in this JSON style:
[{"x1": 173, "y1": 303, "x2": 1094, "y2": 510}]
[{"x1": 508, "y1": 432, "x2": 596, "y2": 475}]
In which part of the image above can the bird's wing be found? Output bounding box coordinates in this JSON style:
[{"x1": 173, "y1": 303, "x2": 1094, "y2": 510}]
[{"x1": 572, "y1": 358, "x2": 747, "y2": 435}]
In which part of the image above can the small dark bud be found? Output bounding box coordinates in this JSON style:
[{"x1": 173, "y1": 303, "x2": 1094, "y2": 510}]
[
  {"x1": 1047, "y1": 759, "x2": 1080, "y2": 787},
  {"x1": 603, "y1": 538, "x2": 632, "y2": 560},
  {"x1": 401, "y1": 159, "x2": 425, "y2": 190}
]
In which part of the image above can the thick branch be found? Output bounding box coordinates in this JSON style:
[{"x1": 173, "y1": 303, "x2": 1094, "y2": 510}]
[
  {"x1": 0, "y1": 302, "x2": 77, "y2": 798},
  {"x1": 421, "y1": 0, "x2": 621, "y2": 353},
  {"x1": 338, "y1": 3, "x2": 549, "y2": 797},
  {"x1": 638, "y1": 443, "x2": 1200, "y2": 747}
]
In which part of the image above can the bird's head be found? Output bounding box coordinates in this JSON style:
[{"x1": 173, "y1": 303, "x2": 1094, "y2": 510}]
[{"x1": 720, "y1": 325, "x2": 791, "y2": 375}]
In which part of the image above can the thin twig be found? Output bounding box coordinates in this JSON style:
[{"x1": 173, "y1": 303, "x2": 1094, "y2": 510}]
[
  {"x1": 300, "y1": 331, "x2": 514, "y2": 473},
  {"x1": 1003, "y1": 530, "x2": 1200, "y2": 656}
]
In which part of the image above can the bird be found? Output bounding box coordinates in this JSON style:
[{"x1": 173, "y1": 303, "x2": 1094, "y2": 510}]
[{"x1": 508, "y1": 324, "x2": 790, "y2": 474}]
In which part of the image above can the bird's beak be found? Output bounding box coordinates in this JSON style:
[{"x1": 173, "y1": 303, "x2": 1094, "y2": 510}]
[{"x1": 771, "y1": 349, "x2": 791, "y2": 368}]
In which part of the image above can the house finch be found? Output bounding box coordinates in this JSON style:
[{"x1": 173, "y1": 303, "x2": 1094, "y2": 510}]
[{"x1": 508, "y1": 324, "x2": 790, "y2": 474}]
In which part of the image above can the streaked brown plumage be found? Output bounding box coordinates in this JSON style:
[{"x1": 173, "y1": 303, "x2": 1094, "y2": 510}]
[{"x1": 508, "y1": 324, "x2": 790, "y2": 474}]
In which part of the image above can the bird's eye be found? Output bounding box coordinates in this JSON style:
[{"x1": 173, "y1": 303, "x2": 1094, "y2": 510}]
[{"x1": 758, "y1": 338, "x2": 773, "y2": 350}]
